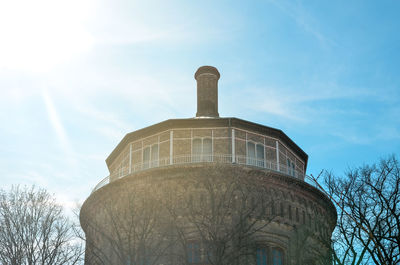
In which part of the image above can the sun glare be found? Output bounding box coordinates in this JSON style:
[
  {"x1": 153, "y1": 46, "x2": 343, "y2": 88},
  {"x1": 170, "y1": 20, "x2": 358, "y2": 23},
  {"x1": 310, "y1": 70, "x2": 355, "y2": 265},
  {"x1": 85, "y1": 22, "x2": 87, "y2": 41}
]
[{"x1": 0, "y1": 0, "x2": 94, "y2": 72}]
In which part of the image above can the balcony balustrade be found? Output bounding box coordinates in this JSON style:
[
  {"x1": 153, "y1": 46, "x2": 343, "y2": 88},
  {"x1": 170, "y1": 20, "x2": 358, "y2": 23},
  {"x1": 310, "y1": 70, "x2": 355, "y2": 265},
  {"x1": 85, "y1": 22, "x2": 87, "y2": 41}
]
[{"x1": 91, "y1": 154, "x2": 305, "y2": 193}]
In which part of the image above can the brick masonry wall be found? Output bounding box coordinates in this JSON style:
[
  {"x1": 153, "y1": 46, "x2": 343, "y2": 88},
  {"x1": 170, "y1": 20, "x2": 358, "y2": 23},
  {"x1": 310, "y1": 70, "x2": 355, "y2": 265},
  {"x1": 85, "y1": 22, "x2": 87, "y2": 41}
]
[{"x1": 82, "y1": 164, "x2": 336, "y2": 265}]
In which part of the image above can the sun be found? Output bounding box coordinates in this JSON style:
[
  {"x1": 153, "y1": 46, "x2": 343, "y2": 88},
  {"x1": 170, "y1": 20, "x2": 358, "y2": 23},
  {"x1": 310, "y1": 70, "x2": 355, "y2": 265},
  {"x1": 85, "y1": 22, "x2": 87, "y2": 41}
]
[{"x1": 0, "y1": 0, "x2": 94, "y2": 72}]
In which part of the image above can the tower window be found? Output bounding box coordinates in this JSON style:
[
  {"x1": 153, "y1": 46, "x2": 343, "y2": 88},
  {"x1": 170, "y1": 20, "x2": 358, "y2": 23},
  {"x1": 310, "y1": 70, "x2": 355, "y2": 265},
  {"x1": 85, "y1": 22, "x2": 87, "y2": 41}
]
[
  {"x1": 151, "y1": 144, "x2": 159, "y2": 167},
  {"x1": 256, "y1": 246, "x2": 284, "y2": 265},
  {"x1": 256, "y1": 248, "x2": 267, "y2": 265},
  {"x1": 187, "y1": 242, "x2": 211, "y2": 264},
  {"x1": 192, "y1": 138, "x2": 212, "y2": 162},
  {"x1": 286, "y1": 158, "x2": 296, "y2": 177},
  {"x1": 272, "y1": 248, "x2": 283, "y2": 265},
  {"x1": 143, "y1": 144, "x2": 159, "y2": 169},
  {"x1": 247, "y1": 142, "x2": 265, "y2": 167},
  {"x1": 187, "y1": 242, "x2": 200, "y2": 263}
]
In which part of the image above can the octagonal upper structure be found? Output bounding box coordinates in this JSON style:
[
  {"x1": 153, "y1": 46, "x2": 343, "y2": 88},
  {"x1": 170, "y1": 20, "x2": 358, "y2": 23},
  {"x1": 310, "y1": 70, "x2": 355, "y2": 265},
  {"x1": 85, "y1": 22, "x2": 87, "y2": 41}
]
[{"x1": 103, "y1": 117, "x2": 308, "y2": 186}]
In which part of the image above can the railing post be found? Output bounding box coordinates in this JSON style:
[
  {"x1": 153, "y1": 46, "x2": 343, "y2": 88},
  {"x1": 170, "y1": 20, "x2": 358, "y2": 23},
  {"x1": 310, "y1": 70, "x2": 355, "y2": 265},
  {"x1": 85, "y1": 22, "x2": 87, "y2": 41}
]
[
  {"x1": 129, "y1": 143, "x2": 132, "y2": 174},
  {"x1": 170, "y1": 131, "x2": 173, "y2": 165},
  {"x1": 231, "y1": 129, "x2": 235, "y2": 163},
  {"x1": 263, "y1": 138, "x2": 266, "y2": 168},
  {"x1": 276, "y1": 141, "x2": 280, "y2": 171},
  {"x1": 245, "y1": 132, "x2": 248, "y2": 165}
]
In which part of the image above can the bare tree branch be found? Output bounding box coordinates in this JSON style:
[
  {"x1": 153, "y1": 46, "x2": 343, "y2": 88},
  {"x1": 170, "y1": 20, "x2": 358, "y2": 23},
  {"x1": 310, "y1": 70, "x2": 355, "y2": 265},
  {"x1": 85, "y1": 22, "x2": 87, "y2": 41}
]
[
  {"x1": 308, "y1": 155, "x2": 400, "y2": 265},
  {"x1": 0, "y1": 185, "x2": 83, "y2": 265}
]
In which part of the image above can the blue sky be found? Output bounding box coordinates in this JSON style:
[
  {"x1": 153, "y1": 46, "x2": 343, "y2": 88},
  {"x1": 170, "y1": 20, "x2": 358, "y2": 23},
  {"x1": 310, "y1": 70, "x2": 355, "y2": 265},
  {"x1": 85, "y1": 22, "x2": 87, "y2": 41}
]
[{"x1": 0, "y1": 0, "x2": 399, "y2": 209}]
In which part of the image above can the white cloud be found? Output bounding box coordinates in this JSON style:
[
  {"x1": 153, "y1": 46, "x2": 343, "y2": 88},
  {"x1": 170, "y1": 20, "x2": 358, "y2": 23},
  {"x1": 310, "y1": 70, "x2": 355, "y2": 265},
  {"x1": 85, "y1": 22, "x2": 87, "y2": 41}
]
[{"x1": 239, "y1": 81, "x2": 390, "y2": 126}]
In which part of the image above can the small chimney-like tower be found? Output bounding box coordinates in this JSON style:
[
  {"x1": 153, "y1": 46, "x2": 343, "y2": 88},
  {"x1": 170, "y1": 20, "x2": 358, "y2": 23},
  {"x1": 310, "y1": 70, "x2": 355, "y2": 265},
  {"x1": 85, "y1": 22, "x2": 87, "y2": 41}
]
[{"x1": 195, "y1": 66, "x2": 220, "y2": 118}]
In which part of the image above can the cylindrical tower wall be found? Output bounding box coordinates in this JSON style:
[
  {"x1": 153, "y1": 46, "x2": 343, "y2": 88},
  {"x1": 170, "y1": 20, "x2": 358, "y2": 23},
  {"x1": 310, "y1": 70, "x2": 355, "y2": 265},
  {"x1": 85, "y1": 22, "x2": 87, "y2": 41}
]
[{"x1": 81, "y1": 164, "x2": 336, "y2": 265}]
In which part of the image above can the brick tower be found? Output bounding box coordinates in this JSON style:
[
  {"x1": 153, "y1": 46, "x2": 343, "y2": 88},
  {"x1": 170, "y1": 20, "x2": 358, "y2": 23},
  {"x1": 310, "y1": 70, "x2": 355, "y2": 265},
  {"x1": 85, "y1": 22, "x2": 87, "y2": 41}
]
[{"x1": 80, "y1": 66, "x2": 336, "y2": 265}]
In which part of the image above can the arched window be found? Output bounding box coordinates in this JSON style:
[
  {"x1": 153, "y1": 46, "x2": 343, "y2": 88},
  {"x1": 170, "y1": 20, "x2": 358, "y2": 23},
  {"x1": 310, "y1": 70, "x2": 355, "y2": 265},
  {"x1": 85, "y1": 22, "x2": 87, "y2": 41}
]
[
  {"x1": 151, "y1": 144, "x2": 158, "y2": 167},
  {"x1": 143, "y1": 144, "x2": 159, "y2": 169},
  {"x1": 272, "y1": 248, "x2": 283, "y2": 265},
  {"x1": 143, "y1": 147, "x2": 150, "y2": 169},
  {"x1": 256, "y1": 246, "x2": 284, "y2": 265},
  {"x1": 187, "y1": 242, "x2": 211, "y2": 264},
  {"x1": 292, "y1": 162, "x2": 296, "y2": 177},
  {"x1": 247, "y1": 141, "x2": 265, "y2": 167},
  {"x1": 256, "y1": 247, "x2": 267, "y2": 265},
  {"x1": 203, "y1": 138, "x2": 212, "y2": 160},
  {"x1": 286, "y1": 158, "x2": 296, "y2": 177},
  {"x1": 271, "y1": 202, "x2": 276, "y2": 216},
  {"x1": 187, "y1": 242, "x2": 200, "y2": 263},
  {"x1": 192, "y1": 138, "x2": 212, "y2": 162},
  {"x1": 280, "y1": 202, "x2": 284, "y2": 217}
]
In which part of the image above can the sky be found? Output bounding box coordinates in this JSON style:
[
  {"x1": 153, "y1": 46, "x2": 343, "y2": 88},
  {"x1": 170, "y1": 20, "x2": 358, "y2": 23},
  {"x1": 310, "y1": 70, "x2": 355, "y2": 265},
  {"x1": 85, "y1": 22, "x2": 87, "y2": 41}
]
[{"x1": 0, "y1": 0, "x2": 399, "y2": 210}]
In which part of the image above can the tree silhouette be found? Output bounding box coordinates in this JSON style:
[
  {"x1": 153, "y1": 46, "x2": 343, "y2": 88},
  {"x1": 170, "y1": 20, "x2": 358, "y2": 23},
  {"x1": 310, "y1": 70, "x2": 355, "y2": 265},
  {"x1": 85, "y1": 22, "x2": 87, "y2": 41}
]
[
  {"x1": 309, "y1": 155, "x2": 400, "y2": 265},
  {"x1": 0, "y1": 186, "x2": 83, "y2": 265}
]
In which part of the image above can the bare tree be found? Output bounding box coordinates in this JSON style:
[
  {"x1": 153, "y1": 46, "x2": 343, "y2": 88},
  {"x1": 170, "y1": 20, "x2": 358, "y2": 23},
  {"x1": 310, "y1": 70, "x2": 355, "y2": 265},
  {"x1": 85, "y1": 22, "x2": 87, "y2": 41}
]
[
  {"x1": 0, "y1": 185, "x2": 83, "y2": 265},
  {"x1": 308, "y1": 155, "x2": 400, "y2": 265}
]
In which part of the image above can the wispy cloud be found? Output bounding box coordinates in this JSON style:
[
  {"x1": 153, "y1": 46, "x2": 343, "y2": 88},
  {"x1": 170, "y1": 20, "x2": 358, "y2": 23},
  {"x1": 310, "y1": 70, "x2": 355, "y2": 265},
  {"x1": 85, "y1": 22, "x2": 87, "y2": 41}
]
[
  {"x1": 240, "y1": 84, "x2": 353, "y2": 123},
  {"x1": 329, "y1": 125, "x2": 400, "y2": 145},
  {"x1": 266, "y1": 0, "x2": 336, "y2": 48},
  {"x1": 42, "y1": 89, "x2": 79, "y2": 171},
  {"x1": 42, "y1": 90, "x2": 69, "y2": 149}
]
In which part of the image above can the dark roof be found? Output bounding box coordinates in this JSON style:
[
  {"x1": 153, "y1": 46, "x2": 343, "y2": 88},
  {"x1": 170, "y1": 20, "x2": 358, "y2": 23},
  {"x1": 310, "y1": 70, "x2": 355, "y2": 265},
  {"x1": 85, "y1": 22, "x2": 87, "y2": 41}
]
[{"x1": 105, "y1": 117, "x2": 308, "y2": 170}]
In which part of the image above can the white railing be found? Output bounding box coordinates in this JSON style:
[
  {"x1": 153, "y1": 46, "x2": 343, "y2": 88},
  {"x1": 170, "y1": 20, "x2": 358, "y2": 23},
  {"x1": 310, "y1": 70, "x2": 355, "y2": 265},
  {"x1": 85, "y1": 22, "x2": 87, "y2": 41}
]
[
  {"x1": 304, "y1": 174, "x2": 322, "y2": 190},
  {"x1": 92, "y1": 154, "x2": 305, "y2": 193}
]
